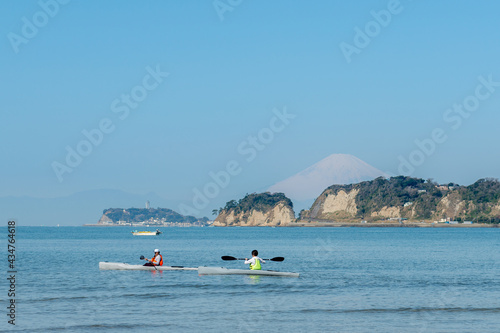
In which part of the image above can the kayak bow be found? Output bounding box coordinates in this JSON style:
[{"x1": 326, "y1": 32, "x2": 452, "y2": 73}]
[{"x1": 99, "y1": 262, "x2": 197, "y2": 271}]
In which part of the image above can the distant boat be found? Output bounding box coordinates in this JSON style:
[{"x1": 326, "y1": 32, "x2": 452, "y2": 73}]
[{"x1": 131, "y1": 229, "x2": 162, "y2": 236}]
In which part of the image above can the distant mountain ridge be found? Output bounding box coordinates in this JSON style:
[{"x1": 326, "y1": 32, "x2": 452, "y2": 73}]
[
  {"x1": 0, "y1": 189, "x2": 177, "y2": 226},
  {"x1": 268, "y1": 154, "x2": 387, "y2": 201}
]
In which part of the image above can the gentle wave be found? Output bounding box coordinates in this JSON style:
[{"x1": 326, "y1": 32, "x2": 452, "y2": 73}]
[
  {"x1": 300, "y1": 307, "x2": 500, "y2": 314},
  {"x1": 13, "y1": 322, "x2": 178, "y2": 332}
]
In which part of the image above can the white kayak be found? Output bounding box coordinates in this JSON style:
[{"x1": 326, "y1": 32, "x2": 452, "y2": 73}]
[
  {"x1": 198, "y1": 266, "x2": 299, "y2": 277},
  {"x1": 99, "y1": 262, "x2": 197, "y2": 271}
]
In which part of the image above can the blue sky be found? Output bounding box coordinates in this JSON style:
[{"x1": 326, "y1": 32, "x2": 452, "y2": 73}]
[{"x1": 2, "y1": 0, "x2": 500, "y2": 219}]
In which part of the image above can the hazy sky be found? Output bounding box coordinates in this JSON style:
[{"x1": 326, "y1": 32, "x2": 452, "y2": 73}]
[{"x1": 2, "y1": 0, "x2": 500, "y2": 217}]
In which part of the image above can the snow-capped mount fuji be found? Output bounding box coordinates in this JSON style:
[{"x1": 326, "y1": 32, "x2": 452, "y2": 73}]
[{"x1": 268, "y1": 154, "x2": 388, "y2": 202}]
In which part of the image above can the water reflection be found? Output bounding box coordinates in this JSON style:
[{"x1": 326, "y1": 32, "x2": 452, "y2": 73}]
[{"x1": 247, "y1": 275, "x2": 261, "y2": 284}]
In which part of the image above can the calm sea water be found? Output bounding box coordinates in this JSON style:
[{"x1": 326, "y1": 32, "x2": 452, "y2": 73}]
[{"x1": 1, "y1": 226, "x2": 499, "y2": 332}]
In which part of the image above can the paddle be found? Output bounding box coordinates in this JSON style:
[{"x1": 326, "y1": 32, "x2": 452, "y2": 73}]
[
  {"x1": 140, "y1": 255, "x2": 158, "y2": 270},
  {"x1": 221, "y1": 256, "x2": 285, "y2": 262}
]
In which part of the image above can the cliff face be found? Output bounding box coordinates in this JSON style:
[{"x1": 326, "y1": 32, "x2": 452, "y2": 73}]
[
  {"x1": 300, "y1": 177, "x2": 500, "y2": 222},
  {"x1": 214, "y1": 202, "x2": 294, "y2": 226},
  {"x1": 98, "y1": 214, "x2": 114, "y2": 224},
  {"x1": 436, "y1": 192, "x2": 466, "y2": 218},
  {"x1": 305, "y1": 189, "x2": 359, "y2": 220},
  {"x1": 371, "y1": 206, "x2": 401, "y2": 218},
  {"x1": 214, "y1": 193, "x2": 295, "y2": 226}
]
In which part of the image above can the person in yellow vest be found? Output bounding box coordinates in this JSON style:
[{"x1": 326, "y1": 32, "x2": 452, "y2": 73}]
[
  {"x1": 244, "y1": 250, "x2": 265, "y2": 270},
  {"x1": 143, "y1": 249, "x2": 163, "y2": 266}
]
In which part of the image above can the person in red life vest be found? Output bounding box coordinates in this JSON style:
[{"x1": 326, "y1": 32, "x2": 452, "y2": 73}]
[
  {"x1": 143, "y1": 249, "x2": 163, "y2": 266},
  {"x1": 244, "y1": 250, "x2": 265, "y2": 270}
]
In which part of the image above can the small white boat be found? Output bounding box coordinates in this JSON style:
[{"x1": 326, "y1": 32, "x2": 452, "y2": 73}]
[
  {"x1": 99, "y1": 262, "x2": 197, "y2": 271},
  {"x1": 198, "y1": 266, "x2": 299, "y2": 277},
  {"x1": 131, "y1": 229, "x2": 162, "y2": 236}
]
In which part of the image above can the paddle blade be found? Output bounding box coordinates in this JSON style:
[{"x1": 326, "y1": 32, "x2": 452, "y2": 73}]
[
  {"x1": 140, "y1": 255, "x2": 145, "y2": 260},
  {"x1": 270, "y1": 257, "x2": 284, "y2": 262},
  {"x1": 221, "y1": 256, "x2": 237, "y2": 261}
]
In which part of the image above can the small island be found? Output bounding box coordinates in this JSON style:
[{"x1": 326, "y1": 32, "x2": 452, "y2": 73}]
[{"x1": 87, "y1": 207, "x2": 209, "y2": 227}]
